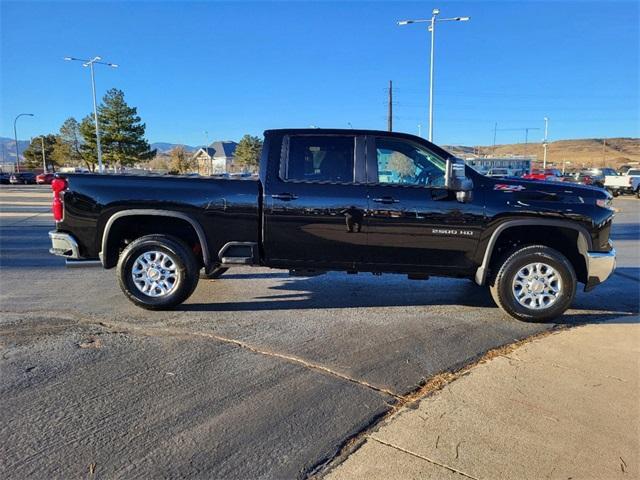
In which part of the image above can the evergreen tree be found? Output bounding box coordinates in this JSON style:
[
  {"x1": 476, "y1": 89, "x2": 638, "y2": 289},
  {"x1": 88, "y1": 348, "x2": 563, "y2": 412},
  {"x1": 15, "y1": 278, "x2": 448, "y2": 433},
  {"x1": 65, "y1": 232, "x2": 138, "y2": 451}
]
[
  {"x1": 22, "y1": 135, "x2": 59, "y2": 171},
  {"x1": 53, "y1": 117, "x2": 95, "y2": 171},
  {"x1": 234, "y1": 135, "x2": 263, "y2": 172},
  {"x1": 96, "y1": 88, "x2": 155, "y2": 168},
  {"x1": 79, "y1": 115, "x2": 99, "y2": 168}
]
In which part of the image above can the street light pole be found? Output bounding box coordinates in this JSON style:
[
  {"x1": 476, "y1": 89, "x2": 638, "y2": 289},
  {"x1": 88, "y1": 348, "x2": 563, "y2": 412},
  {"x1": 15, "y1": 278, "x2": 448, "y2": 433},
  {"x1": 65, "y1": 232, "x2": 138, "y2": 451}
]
[
  {"x1": 428, "y1": 10, "x2": 437, "y2": 142},
  {"x1": 64, "y1": 56, "x2": 118, "y2": 173},
  {"x1": 88, "y1": 61, "x2": 104, "y2": 173},
  {"x1": 13, "y1": 113, "x2": 34, "y2": 173},
  {"x1": 398, "y1": 10, "x2": 470, "y2": 143}
]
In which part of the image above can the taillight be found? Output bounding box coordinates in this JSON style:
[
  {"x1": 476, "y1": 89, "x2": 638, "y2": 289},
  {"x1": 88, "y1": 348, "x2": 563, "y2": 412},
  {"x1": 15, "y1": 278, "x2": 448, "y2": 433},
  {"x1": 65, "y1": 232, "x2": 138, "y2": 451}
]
[{"x1": 51, "y1": 178, "x2": 67, "y2": 221}]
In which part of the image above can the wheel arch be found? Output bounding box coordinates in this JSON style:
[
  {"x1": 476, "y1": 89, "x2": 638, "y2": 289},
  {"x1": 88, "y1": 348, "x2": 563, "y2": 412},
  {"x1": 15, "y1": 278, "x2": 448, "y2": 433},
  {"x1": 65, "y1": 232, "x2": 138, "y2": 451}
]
[
  {"x1": 475, "y1": 219, "x2": 592, "y2": 286},
  {"x1": 100, "y1": 209, "x2": 211, "y2": 269}
]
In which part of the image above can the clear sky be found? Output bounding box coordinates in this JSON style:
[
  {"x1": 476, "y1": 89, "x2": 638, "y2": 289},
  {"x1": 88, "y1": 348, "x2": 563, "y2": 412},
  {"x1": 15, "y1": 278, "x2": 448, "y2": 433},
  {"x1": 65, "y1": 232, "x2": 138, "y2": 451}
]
[{"x1": 1, "y1": 1, "x2": 638, "y2": 147}]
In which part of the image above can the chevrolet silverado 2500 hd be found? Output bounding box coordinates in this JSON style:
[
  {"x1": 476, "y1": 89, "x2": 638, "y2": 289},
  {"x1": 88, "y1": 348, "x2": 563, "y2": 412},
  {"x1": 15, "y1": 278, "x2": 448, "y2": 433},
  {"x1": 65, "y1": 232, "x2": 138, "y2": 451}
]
[{"x1": 49, "y1": 129, "x2": 616, "y2": 321}]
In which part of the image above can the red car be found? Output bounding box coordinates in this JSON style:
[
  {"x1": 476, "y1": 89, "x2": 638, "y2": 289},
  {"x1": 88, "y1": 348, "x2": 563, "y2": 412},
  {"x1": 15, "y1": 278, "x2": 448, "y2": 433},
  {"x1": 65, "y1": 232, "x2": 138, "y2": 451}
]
[
  {"x1": 522, "y1": 168, "x2": 563, "y2": 181},
  {"x1": 36, "y1": 173, "x2": 55, "y2": 185}
]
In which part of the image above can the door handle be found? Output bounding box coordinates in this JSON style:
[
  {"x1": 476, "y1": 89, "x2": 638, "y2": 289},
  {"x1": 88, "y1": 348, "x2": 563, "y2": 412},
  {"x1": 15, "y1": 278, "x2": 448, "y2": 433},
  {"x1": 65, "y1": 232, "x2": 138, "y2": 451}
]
[
  {"x1": 372, "y1": 197, "x2": 400, "y2": 204},
  {"x1": 271, "y1": 193, "x2": 298, "y2": 201}
]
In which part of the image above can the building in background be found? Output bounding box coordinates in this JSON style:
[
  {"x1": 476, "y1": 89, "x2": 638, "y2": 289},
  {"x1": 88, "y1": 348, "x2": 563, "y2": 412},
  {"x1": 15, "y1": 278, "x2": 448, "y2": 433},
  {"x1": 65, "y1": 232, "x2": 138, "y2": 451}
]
[
  {"x1": 191, "y1": 141, "x2": 238, "y2": 176},
  {"x1": 463, "y1": 156, "x2": 533, "y2": 176}
]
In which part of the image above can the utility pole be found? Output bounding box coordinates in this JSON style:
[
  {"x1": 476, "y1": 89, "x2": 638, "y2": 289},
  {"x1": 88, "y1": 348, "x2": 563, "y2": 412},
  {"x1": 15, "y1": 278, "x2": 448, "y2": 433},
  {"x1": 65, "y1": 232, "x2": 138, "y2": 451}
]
[
  {"x1": 417, "y1": 124, "x2": 422, "y2": 137},
  {"x1": 602, "y1": 138, "x2": 606, "y2": 167},
  {"x1": 64, "y1": 56, "x2": 118, "y2": 173},
  {"x1": 493, "y1": 122, "x2": 498, "y2": 154},
  {"x1": 496, "y1": 127, "x2": 540, "y2": 160},
  {"x1": 542, "y1": 117, "x2": 549, "y2": 169},
  {"x1": 387, "y1": 80, "x2": 393, "y2": 132}
]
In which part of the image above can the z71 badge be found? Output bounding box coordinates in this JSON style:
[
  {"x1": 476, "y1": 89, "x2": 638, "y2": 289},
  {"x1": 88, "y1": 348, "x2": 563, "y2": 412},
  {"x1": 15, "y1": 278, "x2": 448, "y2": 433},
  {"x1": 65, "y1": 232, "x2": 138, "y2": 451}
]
[{"x1": 494, "y1": 184, "x2": 526, "y2": 192}]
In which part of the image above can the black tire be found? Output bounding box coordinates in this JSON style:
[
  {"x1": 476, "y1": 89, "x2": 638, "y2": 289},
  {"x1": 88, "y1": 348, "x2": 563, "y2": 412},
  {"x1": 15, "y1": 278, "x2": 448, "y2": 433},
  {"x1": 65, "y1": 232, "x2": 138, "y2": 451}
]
[
  {"x1": 636, "y1": 188, "x2": 640, "y2": 199},
  {"x1": 200, "y1": 266, "x2": 229, "y2": 280},
  {"x1": 117, "y1": 234, "x2": 199, "y2": 310},
  {"x1": 607, "y1": 188, "x2": 619, "y2": 198},
  {"x1": 489, "y1": 245, "x2": 576, "y2": 322}
]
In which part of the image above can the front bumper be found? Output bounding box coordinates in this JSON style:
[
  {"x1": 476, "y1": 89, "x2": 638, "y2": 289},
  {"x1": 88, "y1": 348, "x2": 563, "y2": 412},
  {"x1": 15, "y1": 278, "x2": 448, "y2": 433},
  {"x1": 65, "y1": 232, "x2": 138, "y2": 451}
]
[{"x1": 584, "y1": 243, "x2": 616, "y2": 292}]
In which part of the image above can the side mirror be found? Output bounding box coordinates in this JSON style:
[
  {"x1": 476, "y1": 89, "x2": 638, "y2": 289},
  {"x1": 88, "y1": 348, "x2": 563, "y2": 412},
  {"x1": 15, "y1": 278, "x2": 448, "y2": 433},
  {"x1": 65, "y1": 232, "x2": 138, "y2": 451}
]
[{"x1": 445, "y1": 157, "x2": 473, "y2": 203}]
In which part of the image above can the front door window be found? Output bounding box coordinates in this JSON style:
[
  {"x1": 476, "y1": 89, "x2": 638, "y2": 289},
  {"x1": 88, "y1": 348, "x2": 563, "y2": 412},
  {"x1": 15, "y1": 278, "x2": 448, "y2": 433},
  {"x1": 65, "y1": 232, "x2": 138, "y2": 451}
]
[{"x1": 375, "y1": 137, "x2": 446, "y2": 187}]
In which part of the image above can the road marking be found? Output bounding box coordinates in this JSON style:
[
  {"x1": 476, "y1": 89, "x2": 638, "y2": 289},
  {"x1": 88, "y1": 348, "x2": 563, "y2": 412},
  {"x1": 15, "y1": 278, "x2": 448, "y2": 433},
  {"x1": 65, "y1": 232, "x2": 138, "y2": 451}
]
[
  {"x1": 0, "y1": 190, "x2": 51, "y2": 196},
  {"x1": 0, "y1": 212, "x2": 51, "y2": 217},
  {"x1": 0, "y1": 201, "x2": 50, "y2": 206}
]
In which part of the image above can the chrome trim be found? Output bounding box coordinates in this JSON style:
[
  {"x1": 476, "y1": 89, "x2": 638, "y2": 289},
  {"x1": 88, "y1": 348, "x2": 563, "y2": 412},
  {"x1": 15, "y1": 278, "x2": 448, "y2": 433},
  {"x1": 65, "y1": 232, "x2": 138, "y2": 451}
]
[
  {"x1": 49, "y1": 231, "x2": 80, "y2": 259},
  {"x1": 586, "y1": 245, "x2": 616, "y2": 286}
]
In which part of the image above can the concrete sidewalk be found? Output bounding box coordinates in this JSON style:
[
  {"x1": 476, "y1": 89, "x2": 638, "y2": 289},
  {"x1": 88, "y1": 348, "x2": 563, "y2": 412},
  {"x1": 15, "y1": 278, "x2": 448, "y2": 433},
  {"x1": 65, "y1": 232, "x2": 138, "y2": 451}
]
[{"x1": 327, "y1": 318, "x2": 640, "y2": 480}]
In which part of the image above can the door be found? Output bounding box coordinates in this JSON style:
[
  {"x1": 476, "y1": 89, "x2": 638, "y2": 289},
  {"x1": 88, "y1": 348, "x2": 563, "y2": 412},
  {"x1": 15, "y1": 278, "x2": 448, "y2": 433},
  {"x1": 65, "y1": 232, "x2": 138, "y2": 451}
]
[
  {"x1": 263, "y1": 134, "x2": 369, "y2": 269},
  {"x1": 365, "y1": 135, "x2": 485, "y2": 271}
]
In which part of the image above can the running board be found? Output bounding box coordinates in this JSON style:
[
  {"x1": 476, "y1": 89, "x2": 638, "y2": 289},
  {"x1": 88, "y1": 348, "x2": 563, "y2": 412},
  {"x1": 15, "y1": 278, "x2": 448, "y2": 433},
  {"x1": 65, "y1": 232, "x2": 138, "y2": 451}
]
[{"x1": 218, "y1": 242, "x2": 258, "y2": 266}]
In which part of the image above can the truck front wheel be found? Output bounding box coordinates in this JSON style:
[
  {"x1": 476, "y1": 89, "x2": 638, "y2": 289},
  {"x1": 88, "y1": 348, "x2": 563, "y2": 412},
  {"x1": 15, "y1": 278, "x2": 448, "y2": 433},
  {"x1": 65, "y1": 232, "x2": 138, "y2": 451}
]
[
  {"x1": 489, "y1": 245, "x2": 576, "y2": 322},
  {"x1": 117, "y1": 234, "x2": 199, "y2": 310}
]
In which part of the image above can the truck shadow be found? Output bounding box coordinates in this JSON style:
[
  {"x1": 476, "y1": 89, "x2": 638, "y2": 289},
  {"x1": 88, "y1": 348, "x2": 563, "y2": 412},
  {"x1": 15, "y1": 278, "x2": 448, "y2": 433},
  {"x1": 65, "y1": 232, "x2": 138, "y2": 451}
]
[{"x1": 183, "y1": 267, "x2": 639, "y2": 325}]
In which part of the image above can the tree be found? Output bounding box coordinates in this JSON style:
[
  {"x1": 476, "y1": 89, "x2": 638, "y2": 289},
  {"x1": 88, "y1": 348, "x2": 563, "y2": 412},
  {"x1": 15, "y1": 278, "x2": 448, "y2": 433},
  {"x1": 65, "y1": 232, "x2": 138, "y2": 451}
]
[
  {"x1": 234, "y1": 134, "x2": 263, "y2": 172},
  {"x1": 168, "y1": 146, "x2": 195, "y2": 174},
  {"x1": 52, "y1": 117, "x2": 96, "y2": 171},
  {"x1": 79, "y1": 115, "x2": 99, "y2": 169},
  {"x1": 94, "y1": 88, "x2": 155, "y2": 168},
  {"x1": 387, "y1": 152, "x2": 416, "y2": 181},
  {"x1": 22, "y1": 135, "x2": 59, "y2": 171}
]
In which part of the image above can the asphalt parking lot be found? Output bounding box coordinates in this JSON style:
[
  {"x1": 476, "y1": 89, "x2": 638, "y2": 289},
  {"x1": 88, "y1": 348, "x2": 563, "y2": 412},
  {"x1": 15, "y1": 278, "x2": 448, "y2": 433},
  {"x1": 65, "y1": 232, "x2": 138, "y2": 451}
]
[{"x1": 1, "y1": 185, "x2": 638, "y2": 479}]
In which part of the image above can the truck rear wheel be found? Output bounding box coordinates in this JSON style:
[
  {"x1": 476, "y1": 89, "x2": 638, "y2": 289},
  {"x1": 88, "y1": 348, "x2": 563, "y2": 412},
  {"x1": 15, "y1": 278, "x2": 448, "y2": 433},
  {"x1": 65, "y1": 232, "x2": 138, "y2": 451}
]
[
  {"x1": 117, "y1": 234, "x2": 199, "y2": 310},
  {"x1": 489, "y1": 245, "x2": 576, "y2": 322}
]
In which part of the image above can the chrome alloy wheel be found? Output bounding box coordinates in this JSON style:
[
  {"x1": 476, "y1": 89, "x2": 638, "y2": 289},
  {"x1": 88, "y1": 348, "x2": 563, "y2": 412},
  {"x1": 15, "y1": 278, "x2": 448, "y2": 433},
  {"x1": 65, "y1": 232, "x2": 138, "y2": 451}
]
[
  {"x1": 131, "y1": 251, "x2": 180, "y2": 297},
  {"x1": 512, "y1": 262, "x2": 562, "y2": 310}
]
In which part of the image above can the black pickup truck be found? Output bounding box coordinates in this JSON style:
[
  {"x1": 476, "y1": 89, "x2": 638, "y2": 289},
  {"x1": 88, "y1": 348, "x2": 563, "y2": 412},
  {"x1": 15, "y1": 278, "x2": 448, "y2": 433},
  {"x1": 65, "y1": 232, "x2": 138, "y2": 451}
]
[{"x1": 49, "y1": 129, "x2": 616, "y2": 321}]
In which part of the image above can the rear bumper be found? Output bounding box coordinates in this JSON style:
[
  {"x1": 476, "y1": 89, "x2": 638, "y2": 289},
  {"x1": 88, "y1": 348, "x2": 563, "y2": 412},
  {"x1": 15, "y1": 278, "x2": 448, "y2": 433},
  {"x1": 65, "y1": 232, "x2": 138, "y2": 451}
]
[
  {"x1": 584, "y1": 243, "x2": 616, "y2": 292},
  {"x1": 49, "y1": 231, "x2": 103, "y2": 268},
  {"x1": 49, "y1": 231, "x2": 80, "y2": 259}
]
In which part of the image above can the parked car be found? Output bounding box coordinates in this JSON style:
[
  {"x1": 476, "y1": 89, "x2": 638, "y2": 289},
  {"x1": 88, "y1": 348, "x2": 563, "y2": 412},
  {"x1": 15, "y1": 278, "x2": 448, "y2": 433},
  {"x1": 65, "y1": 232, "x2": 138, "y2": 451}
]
[
  {"x1": 9, "y1": 172, "x2": 37, "y2": 184},
  {"x1": 522, "y1": 168, "x2": 563, "y2": 181},
  {"x1": 49, "y1": 128, "x2": 616, "y2": 322},
  {"x1": 0, "y1": 172, "x2": 10, "y2": 184},
  {"x1": 604, "y1": 168, "x2": 640, "y2": 197},
  {"x1": 36, "y1": 172, "x2": 56, "y2": 185},
  {"x1": 576, "y1": 168, "x2": 617, "y2": 187}
]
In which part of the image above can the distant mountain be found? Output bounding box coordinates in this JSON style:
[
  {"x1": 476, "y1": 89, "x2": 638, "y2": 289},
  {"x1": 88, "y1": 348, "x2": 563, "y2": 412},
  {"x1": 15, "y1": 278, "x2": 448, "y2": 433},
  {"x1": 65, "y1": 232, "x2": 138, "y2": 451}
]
[
  {"x1": 150, "y1": 143, "x2": 198, "y2": 154},
  {"x1": 444, "y1": 137, "x2": 640, "y2": 168},
  {"x1": 0, "y1": 137, "x2": 31, "y2": 164}
]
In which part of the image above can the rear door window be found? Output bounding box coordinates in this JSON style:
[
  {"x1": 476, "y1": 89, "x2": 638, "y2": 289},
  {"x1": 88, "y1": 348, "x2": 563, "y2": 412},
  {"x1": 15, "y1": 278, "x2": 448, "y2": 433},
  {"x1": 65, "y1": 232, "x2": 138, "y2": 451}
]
[{"x1": 282, "y1": 135, "x2": 355, "y2": 183}]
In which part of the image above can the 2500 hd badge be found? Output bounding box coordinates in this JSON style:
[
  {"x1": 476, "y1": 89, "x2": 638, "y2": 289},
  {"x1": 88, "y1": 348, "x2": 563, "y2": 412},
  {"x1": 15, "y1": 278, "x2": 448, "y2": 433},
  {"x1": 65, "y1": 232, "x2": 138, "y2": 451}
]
[{"x1": 432, "y1": 228, "x2": 475, "y2": 236}]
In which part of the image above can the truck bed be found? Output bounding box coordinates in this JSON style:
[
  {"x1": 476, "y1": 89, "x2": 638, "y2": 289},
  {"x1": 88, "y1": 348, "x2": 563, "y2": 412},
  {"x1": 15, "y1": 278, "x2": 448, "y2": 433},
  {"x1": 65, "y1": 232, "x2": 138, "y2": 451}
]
[{"x1": 57, "y1": 173, "x2": 261, "y2": 262}]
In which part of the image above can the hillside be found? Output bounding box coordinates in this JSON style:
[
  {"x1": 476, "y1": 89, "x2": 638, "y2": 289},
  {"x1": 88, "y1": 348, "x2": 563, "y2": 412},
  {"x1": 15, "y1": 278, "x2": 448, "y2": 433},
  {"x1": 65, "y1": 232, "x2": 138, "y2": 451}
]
[{"x1": 445, "y1": 138, "x2": 640, "y2": 169}]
